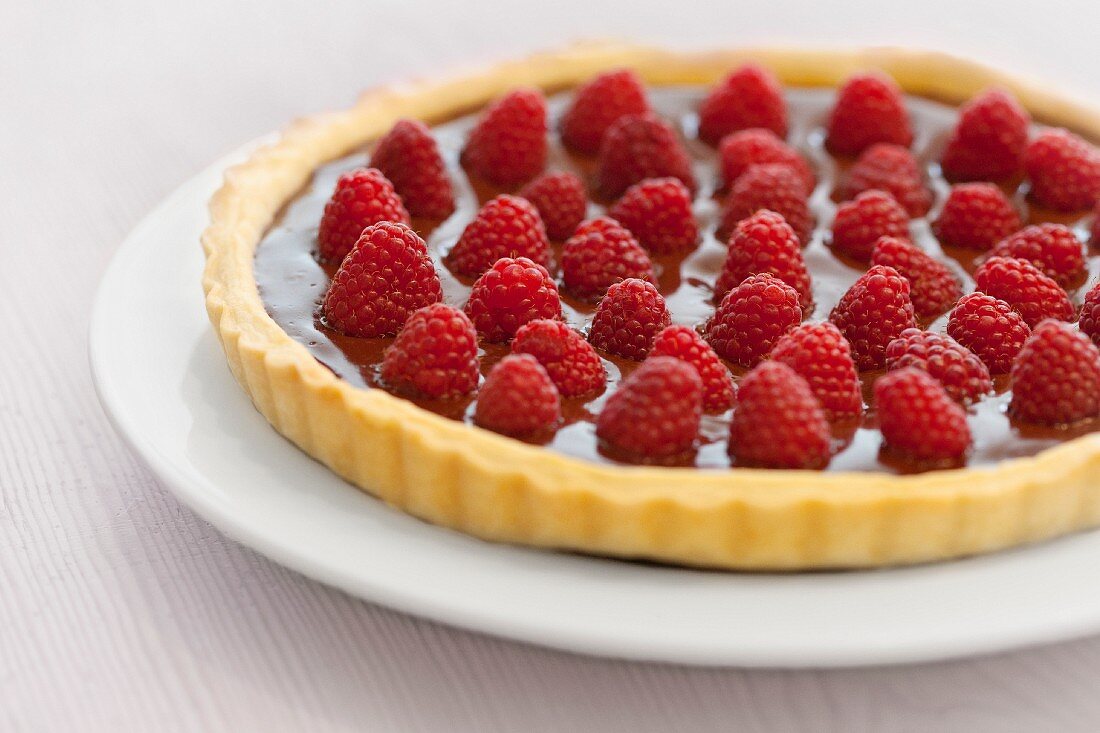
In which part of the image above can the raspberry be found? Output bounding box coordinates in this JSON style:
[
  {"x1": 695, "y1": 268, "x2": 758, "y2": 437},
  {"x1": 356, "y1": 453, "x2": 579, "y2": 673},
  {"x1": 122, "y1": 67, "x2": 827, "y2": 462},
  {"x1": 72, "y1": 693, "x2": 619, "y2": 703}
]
[
  {"x1": 729, "y1": 361, "x2": 831, "y2": 469},
  {"x1": 588, "y1": 278, "x2": 671, "y2": 360},
  {"x1": 1093, "y1": 201, "x2": 1100, "y2": 246},
  {"x1": 463, "y1": 257, "x2": 562, "y2": 343},
  {"x1": 987, "y1": 223, "x2": 1086, "y2": 286},
  {"x1": 446, "y1": 195, "x2": 550, "y2": 278},
  {"x1": 941, "y1": 88, "x2": 1030, "y2": 182},
  {"x1": 839, "y1": 143, "x2": 931, "y2": 217},
  {"x1": 380, "y1": 304, "x2": 479, "y2": 398},
  {"x1": 607, "y1": 177, "x2": 699, "y2": 255},
  {"x1": 461, "y1": 87, "x2": 548, "y2": 185},
  {"x1": 322, "y1": 222, "x2": 443, "y2": 337},
  {"x1": 596, "y1": 112, "x2": 696, "y2": 199},
  {"x1": 561, "y1": 217, "x2": 655, "y2": 302},
  {"x1": 698, "y1": 64, "x2": 788, "y2": 145},
  {"x1": 884, "y1": 329, "x2": 992, "y2": 404},
  {"x1": 825, "y1": 73, "x2": 913, "y2": 156},
  {"x1": 1081, "y1": 283, "x2": 1100, "y2": 348},
  {"x1": 474, "y1": 355, "x2": 561, "y2": 437},
  {"x1": 1010, "y1": 320, "x2": 1100, "y2": 425},
  {"x1": 704, "y1": 273, "x2": 802, "y2": 367},
  {"x1": 595, "y1": 356, "x2": 703, "y2": 460},
  {"x1": 875, "y1": 368, "x2": 971, "y2": 464},
  {"x1": 717, "y1": 128, "x2": 814, "y2": 192},
  {"x1": 518, "y1": 171, "x2": 587, "y2": 240},
  {"x1": 932, "y1": 183, "x2": 1022, "y2": 250},
  {"x1": 560, "y1": 68, "x2": 650, "y2": 155},
  {"x1": 829, "y1": 265, "x2": 917, "y2": 371},
  {"x1": 650, "y1": 325, "x2": 737, "y2": 412},
  {"x1": 947, "y1": 293, "x2": 1031, "y2": 374},
  {"x1": 715, "y1": 210, "x2": 812, "y2": 307},
  {"x1": 1024, "y1": 128, "x2": 1100, "y2": 212},
  {"x1": 719, "y1": 163, "x2": 814, "y2": 243},
  {"x1": 370, "y1": 119, "x2": 455, "y2": 220},
  {"x1": 829, "y1": 189, "x2": 910, "y2": 261},
  {"x1": 973, "y1": 256, "x2": 1075, "y2": 328},
  {"x1": 511, "y1": 319, "x2": 606, "y2": 397},
  {"x1": 870, "y1": 236, "x2": 961, "y2": 319},
  {"x1": 317, "y1": 167, "x2": 411, "y2": 263},
  {"x1": 769, "y1": 322, "x2": 863, "y2": 419}
]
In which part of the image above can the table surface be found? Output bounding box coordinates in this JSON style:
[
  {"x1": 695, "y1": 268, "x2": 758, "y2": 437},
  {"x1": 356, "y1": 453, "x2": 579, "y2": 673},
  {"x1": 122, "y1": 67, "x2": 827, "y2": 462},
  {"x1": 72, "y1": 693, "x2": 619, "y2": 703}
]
[{"x1": 6, "y1": 1, "x2": 1100, "y2": 730}]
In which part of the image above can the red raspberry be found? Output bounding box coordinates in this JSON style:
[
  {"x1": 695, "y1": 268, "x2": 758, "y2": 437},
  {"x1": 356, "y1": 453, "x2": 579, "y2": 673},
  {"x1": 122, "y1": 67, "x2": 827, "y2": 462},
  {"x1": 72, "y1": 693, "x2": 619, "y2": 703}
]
[
  {"x1": 885, "y1": 329, "x2": 992, "y2": 404},
  {"x1": 322, "y1": 222, "x2": 443, "y2": 337},
  {"x1": 770, "y1": 322, "x2": 863, "y2": 419},
  {"x1": 987, "y1": 223, "x2": 1086, "y2": 286},
  {"x1": 698, "y1": 64, "x2": 788, "y2": 145},
  {"x1": 941, "y1": 88, "x2": 1030, "y2": 182},
  {"x1": 839, "y1": 143, "x2": 931, "y2": 217},
  {"x1": 518, "y1": 171, "x2": 587, "y2": 241},
  {"x1": 463, "y1": 257, "x2": 562, "y2": 343},
  {"x1": 561, "y1": 217, "x2": 655, "y2": 302},
  {"x1": 1024, "y1": 128, "x2": 1100, "y2": 212},
  {"x1": 1010, "y1": 320, "x2": 1100, "y2": 425},
  {"x1": 973, "y1": 256, "x2": 1075, "y2": 328},
  {"x1": 560, "y1": 69, "x2": 650, "y2": 155},
  {"x1": 1081, "y1": 283, "x2": 1100, "y2": 348},
  {"x1": 946, "y1": 292, "x2": 1031, "y2": 374},
  {"x1": 588, "y1": 278, "x2": 670, "y2": 360},
  {"x1": 370, "y1": 119, "x2": 455, "y2": 220},
  {"x1": 825, "y1": 73, "x2": 913, "y2": 156},
  {"x1": 1092, "y1": 201, "x2": 1100, "y2": 246},
  {"x1": 474, "y1": 355, "x2": 561, "y2": 437},
  {"x1": 380, "y1": 304, "x2": 479, "y2": 398},
  {"x1": 461, "y1": 88, "x2": 548, "y2": 185},
  {"x1": 596, "y1": 112, "x2": 696, "y2": 199},
  {"x1": 875, "y1": 368, "x2": 971, "y2": 464},
  {"x1": 715, "y1": 210, "x2": 812, "y2": 307},
  {"x1": 608, "y1": 177, "x2": 698, "y2": 255},
  {"x1": 650, "y1": 324, "x2": 737, "y2": 412},
  {"x1": 870, "y1": 236, "x2": 961, "y2": 319},
  {"x1": 704, "y1": 273, "x2": 802, "y2": 368},
  {"x1": 829, "y1": 189, "x2": 910, "y2": 261},
  {"x1": 595, "y1": 356, "x2": 703, "y2": 461},
  {"x1": 829, "y1": 265, "x2": 917, "y2": 371},
  {"x1": 719, "y1": 163, "x2": 814, "y2": 243},
  {"x1": 932, "y1": 183, "x2": 1022, "y2": 250},
  {"x1": 717, "y1": 128, "x2": 814, "y2": 192},
  {"x1": 729, "y1": 361, "x2": 831, "y2": 469},
  {"x1": 511, "y1": 319, "x2": 606, "y2": 397},
  {"x1": 317, "y1": 167, "x2": 411, "y2": 263},
  {"x1": 446, "y1": 195, "x2": 550, "y2": 278}
]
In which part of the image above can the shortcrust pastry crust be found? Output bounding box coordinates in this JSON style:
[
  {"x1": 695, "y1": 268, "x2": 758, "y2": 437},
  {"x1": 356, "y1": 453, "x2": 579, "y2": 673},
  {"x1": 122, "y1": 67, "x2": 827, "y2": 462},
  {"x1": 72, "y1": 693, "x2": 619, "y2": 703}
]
[{"x1": 203, "y1": 43, "x2": 1100, "y2": 569}]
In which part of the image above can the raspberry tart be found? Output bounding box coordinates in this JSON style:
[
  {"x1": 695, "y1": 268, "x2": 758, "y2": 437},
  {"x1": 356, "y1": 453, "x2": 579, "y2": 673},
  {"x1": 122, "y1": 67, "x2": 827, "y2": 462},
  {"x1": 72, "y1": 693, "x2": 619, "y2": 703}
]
[{"x1": 204, "y1": 44, "x2": 1100, "y2": 569}]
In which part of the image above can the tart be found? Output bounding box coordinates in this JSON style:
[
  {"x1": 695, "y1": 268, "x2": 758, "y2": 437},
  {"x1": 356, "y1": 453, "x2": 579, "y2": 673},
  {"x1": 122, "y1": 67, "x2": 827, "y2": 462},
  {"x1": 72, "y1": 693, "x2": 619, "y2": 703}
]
[{"x1": 203, "y1": 43, "x2": 1100, "y2": 569}]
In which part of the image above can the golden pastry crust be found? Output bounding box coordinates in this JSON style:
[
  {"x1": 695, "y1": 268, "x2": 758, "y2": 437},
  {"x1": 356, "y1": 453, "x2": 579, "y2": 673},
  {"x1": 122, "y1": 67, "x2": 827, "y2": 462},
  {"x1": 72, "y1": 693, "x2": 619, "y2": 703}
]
[{"x1": 202, "y1": 43, "x2": 1100, "y2": 569}]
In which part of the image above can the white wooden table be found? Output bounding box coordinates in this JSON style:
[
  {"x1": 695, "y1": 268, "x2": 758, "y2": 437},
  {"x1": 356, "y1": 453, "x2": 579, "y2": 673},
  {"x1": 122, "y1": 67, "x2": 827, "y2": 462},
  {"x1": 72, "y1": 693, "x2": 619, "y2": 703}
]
[{"x1": 6, "y1": 1, "x2": 1100, "y2": 729}]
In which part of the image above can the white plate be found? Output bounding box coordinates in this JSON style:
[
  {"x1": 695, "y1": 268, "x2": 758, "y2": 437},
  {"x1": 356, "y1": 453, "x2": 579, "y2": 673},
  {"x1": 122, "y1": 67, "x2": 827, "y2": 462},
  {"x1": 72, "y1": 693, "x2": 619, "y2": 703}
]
[{"x1": 91, "y1": 143, "x2": 1100, "y2": 668}]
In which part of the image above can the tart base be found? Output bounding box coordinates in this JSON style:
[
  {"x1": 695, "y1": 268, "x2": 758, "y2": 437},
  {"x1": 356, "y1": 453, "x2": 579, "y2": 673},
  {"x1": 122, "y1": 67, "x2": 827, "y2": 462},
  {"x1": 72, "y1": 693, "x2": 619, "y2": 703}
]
[{"x1": 203, "y1": 42, "x2": 1100, "y2": 569}]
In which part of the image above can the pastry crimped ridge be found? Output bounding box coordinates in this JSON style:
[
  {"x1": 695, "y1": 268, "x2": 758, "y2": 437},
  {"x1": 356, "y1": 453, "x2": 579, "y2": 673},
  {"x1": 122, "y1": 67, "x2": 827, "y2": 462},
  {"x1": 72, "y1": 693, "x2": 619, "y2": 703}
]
[{"x1": 202, "y1": 42, "x2": 1100, "y2": 569}]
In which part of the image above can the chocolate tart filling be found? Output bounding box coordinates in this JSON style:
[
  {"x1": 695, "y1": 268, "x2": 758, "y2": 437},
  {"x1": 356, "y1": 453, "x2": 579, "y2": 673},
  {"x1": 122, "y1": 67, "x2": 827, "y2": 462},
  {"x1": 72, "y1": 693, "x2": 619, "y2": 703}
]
[{"x1": 255, "y1": 85, "x2": 1100, "y2": 472}]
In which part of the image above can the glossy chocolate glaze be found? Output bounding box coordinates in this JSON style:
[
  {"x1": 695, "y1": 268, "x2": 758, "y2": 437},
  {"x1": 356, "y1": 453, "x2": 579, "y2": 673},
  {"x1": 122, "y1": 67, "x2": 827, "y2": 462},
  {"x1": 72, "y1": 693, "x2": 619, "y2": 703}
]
[{"x1": 254, "y1": 86, "x2": 1100, "y2": 472}]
